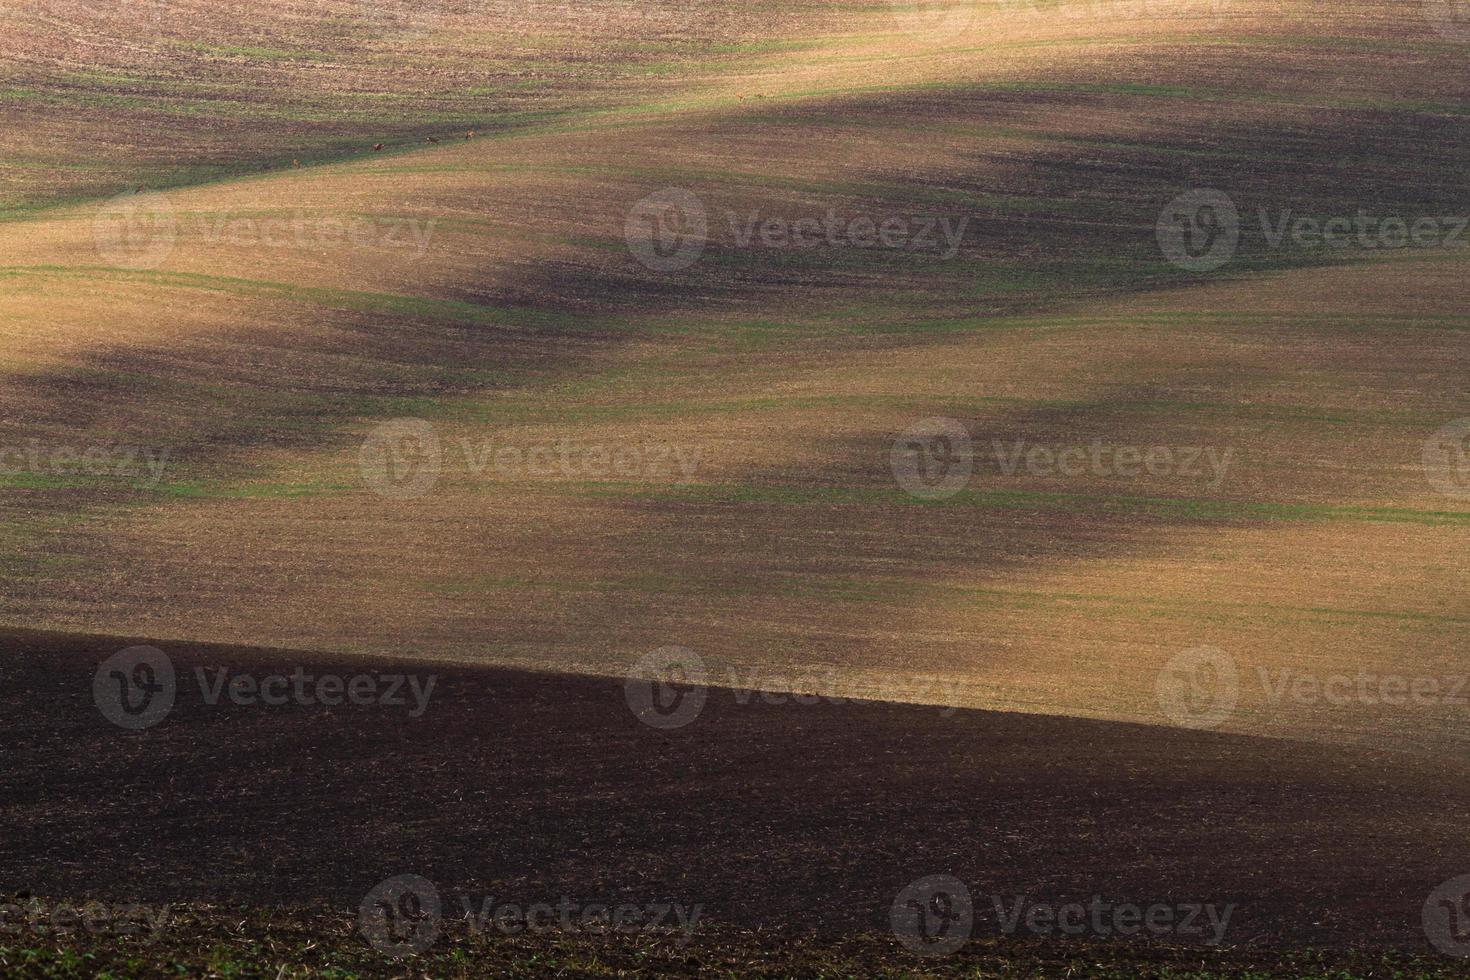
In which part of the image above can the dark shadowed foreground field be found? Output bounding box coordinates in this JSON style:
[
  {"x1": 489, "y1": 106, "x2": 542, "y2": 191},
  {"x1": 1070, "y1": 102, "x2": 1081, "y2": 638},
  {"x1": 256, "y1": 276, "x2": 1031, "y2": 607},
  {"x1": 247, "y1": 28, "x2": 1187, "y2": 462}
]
[{"x1": 5, "y1": 628, "x2": 1470, "y2": 976}]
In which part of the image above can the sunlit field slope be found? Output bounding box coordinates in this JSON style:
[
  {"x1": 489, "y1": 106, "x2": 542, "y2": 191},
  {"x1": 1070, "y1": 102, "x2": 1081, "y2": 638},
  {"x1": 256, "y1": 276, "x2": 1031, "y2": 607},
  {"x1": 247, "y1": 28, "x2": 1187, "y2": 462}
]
[{"x1": 2, "y1": 0, "x2": 1469, "y2": 761}]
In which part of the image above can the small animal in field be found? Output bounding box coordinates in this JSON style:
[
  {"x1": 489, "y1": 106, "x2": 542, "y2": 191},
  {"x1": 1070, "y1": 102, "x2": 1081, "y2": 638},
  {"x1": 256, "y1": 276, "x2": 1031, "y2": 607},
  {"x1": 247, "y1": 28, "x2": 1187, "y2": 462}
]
[
  {"x1": 465, "y1": 130, "x2": 474, "y2": 140},
  {"x1": 373, "y1": 143, "x2": 384, "y2": 151},
  {"x1": 426, "y1": 136, "x2": 439, "y2": 144},
  {"x1": 292, "y1": 159, "x2": 301, "y2": 168},
  {"x1": 134, "y1": 185, "x2": 145, "y2": 194}
]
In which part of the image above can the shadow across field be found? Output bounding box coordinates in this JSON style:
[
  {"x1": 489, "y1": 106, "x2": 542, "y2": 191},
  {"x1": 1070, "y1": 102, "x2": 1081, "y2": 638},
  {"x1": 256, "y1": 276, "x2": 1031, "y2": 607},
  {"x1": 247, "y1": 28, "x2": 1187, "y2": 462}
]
[{"x1": 5, "y1": 628, "x2": 1467, "y2": 953}]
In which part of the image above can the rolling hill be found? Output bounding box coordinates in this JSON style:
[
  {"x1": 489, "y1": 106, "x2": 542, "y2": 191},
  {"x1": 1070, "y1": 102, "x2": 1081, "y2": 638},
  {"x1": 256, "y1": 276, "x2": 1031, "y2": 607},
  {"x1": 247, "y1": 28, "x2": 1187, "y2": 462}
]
[{"x1": 2, "y1": 0, "x2": 1469, "y2": 973}]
